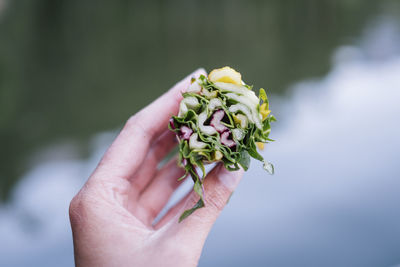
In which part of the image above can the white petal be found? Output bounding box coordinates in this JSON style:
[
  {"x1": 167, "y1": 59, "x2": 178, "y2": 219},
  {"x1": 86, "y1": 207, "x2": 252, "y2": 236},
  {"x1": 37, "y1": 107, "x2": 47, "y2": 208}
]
[
  {"x1": 189, "y1": 133, "x2": 207, "y2": 149},
  {"x1": 197, "y1": 112, "x2": 217, "y2": 135}
]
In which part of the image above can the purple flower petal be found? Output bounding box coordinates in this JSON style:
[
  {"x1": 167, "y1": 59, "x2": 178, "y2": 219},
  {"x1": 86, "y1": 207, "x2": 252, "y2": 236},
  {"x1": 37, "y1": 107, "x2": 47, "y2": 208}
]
[
  {"x1": 180, "y1": 126, "x2": 193, "y2": 140},
  {"x1": 169, "y1": 118, "x2": 175, "y2": 130},
  {"x1": 220, "y1": 131, "x2": 236, "y2": 148},
  {"x1": 210, "y1": 109, "x2": 228, "y2": 133}
]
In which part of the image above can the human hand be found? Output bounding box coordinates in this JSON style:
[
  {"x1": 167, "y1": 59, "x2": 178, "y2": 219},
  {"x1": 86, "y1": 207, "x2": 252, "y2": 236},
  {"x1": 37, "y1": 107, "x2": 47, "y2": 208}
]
[{"x1": 69, "y1": 69, "x2": 244, "y2": 267}]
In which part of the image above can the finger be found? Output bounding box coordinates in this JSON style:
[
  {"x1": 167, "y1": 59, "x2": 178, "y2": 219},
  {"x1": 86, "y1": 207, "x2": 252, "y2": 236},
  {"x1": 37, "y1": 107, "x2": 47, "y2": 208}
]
[
  {"x1": 130, "y1": 129, "x2": 177, "y2": 192},
  {"x1": 152, "y1": 164, "x2": 221, "y2": 229},
  {"x1": 154, "y1": 190, "x2": 191, "y2": 229},
  {"x1": 162, "y1": 164, "x2": 244, "y2": 235},
  {"x1": 124, "y1": 129, "x2": 177, "y2": 212},
  {"x1": 138, "y1": 157, "x2": 185, "y2": 224},
  {"x1": 94, "y1": 68, "x2": 206, "y2": 181}
]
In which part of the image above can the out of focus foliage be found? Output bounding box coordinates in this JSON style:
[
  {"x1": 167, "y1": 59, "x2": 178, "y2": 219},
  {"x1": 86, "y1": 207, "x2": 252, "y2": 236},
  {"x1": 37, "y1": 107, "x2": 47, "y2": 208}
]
[{"x1": 0, "y1": 0, "x2": 391, "y2": 200}]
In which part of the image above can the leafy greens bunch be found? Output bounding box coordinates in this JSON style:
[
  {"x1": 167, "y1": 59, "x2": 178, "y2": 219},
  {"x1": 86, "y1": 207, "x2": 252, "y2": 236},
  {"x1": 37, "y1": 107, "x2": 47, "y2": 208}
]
[{"x1": 169, "y1": 67, "x2": 276, "y2": 221}]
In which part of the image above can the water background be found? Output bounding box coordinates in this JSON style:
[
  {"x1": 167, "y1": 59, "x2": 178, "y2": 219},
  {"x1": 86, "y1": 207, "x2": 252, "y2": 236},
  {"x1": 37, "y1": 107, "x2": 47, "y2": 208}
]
[{"x1": 0, "y1": 1, "x2": 399, "y2": 266}]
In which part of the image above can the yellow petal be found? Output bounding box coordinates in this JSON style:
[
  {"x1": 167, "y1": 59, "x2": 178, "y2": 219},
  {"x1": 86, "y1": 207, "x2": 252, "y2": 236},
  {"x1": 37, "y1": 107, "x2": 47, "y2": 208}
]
[
  {"x1": 256, "y1": 142, "x2": 264, "y2": 150},
  {"x1": 260, "y1": 103, "x2": 271, "y2": 121},
  {"x1": 213, "y1": 150, "x2": 223, "y2": 160},
  {"x1": 232, "y1": 114, "x2": 241, "y2": 125},
  {"x1": 232, "y1": 114, "x2": 248, "y2": 128},
  {"x1": 208, "y1": 66, "x2": 242, "y2": 85}
]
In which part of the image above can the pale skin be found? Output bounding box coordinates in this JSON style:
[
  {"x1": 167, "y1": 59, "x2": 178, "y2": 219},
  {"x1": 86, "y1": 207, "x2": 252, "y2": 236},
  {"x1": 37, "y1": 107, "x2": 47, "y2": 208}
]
[{"x1": 69, "y1": 69, "x2": 244, "y2": 267}]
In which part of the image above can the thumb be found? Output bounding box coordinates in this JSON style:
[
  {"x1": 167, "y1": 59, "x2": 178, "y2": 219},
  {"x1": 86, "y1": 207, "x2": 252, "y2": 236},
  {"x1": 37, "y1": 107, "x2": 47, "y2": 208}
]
[{"x1": 169, "y1": 164, "x2": 244, "y2": 243}]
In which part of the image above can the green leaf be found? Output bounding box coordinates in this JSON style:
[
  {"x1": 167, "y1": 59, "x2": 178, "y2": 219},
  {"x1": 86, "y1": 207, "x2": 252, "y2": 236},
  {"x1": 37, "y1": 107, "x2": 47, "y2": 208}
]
[
  {"x1": 259, "y1": 88, "x2": 267, "y2": 102},
  {"x1": 179, "y1": 198, "x2": 205, "y2": 222},
  {"x1": 193, "y1": 178, "x2": 204, "y2": 201},
  {"x1": 189, "y1": 168, "x2": 199, "y2": 183},
  {"x1": 247, "y1": 138, "x2": 264, "y2": 162},
  {"x1": 177, "y1": 170, "x2": 188, "y2": 181},
  {"x1": 238, "y1": 150, "x2": 250, "y2": 171},
  {"x1": 189, "y1": 153, "x2": 207, "y2": 178},
  {"x1": 181, "y1": 141, "x2": 191, "y2": 158},
  {"x1": 244, "y1": 84, "x2": 253, "y2": 90},
  {"x1": 225, "y1": 162, "x2": 240, "y2": 171}
]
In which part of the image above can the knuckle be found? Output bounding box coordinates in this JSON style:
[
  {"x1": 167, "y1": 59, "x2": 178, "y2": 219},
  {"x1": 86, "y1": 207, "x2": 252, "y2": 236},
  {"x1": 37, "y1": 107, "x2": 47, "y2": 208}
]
[
  {"x1": 69, "y1": 194, "x2": 83, "y2": 226},
  {"x1": 124, "y1": 114, "x2": 140, "y2": 131},
  {"x1": 124, "y1": 112, "x2": 151, "y2": 137},
  {"x1": 68, "y1": 186, "x2": 96, "y2": 226},
  {"x1": 205, "y1": 187, "x2": 230, "y2": 212}
]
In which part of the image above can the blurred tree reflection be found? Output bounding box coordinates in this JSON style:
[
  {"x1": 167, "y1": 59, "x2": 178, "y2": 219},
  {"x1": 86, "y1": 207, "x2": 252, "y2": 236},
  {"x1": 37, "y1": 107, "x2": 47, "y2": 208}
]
[{"x1": 0, "y1": 0, "x2": 390, "y2": 200}]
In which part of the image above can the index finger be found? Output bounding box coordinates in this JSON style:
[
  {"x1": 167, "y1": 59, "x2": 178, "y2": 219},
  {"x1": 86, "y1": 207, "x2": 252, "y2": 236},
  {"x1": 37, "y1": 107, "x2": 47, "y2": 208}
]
[{"x1": 95, "y1": 68, "x2": 207, "y2": 180}]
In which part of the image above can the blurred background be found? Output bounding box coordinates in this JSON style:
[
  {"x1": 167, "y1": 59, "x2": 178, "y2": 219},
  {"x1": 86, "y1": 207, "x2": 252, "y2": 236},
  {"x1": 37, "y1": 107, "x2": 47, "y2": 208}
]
[{"x1": 1, "y1": 0, "x2": 400, "y2": 266}]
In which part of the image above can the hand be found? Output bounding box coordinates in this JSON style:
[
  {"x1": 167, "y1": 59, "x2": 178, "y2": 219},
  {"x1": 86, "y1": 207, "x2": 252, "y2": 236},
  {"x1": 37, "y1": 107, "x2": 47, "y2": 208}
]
[{"x1": 69, "y1": 69, "x2": 244, "y2": 267}]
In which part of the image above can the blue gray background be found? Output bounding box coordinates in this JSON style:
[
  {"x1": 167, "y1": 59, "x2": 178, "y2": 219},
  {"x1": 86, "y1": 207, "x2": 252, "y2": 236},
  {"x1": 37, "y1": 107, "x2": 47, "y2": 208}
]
[{"x1": 0, "y1": 1, "x2": 399, "y2": 266}]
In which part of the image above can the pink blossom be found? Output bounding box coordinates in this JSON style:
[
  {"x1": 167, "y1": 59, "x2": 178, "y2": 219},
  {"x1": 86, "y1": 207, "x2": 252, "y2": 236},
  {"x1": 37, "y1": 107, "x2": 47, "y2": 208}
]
[
  {"x1": 210, "y1": 110, "x2": 228, "y2": 133},
  {"x1": 180, "y1": 126, "x2": 193, "y2": 140},
  {"x1": 220, "y1": 131, "x2": 236, "y2": 148}
]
